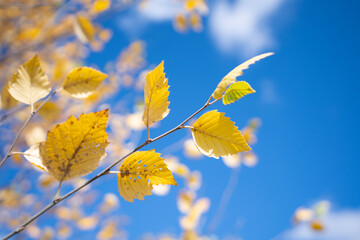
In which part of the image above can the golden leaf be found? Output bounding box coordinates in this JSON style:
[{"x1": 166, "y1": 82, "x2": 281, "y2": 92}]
[
  {"x1": 191, "y1": 110, "x2": 251, "y2": 158},
  {"x1": 63, "y1": 67, "x2": 107, "y2": 98},
  {"x1": 222, "y1": 81, "x2": 255, "y2": 105},
  {"x1": 212, "y1": 52, "x2": 274, "y2": 99},
  {"x1": 39, "y1": 109, "x2": 109, "y2": 181},
  {"x1": 117, "y1": 150, "x2": 177, "y2": 202},
  {"x1": 142, "y1": 61, "x2": 170, "y2": 128},
  {"x1": 8, "y1": 55, "x2": 51, "y2": 105}
]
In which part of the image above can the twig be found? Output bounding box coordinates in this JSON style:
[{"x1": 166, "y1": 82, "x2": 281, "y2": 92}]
[
  {"x1": 2, "y1": 95, "x2": 217, "y2": 240},
  {"x1": 0, "y1": 105, "x2": 28, "y2": 125},
  {"x1": 0, "y1": 90, "x2": 57, "y2": 168},
  {"x1": 206, "y1": 166, "x2": 241, "y2": 233}
]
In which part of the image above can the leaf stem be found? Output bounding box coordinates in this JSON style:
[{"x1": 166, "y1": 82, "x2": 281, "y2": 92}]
[
  {"x1": 0, "y1": 90, "x2": 57, "y2": 168},
  {"x1": 2, "y1": 94, "x2": 218, "y2": 239}
]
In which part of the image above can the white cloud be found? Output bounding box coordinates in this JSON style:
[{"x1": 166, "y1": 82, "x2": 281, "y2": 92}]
[
  {"x1": 274, "y1": 209, "x2": 360, "y2": 240},
  {"x1": 117, "y1": 0, "x2": 183, "y2": 36},
  {"x1": 209, "y1": 0, "x2": 285, "y2": 57}
]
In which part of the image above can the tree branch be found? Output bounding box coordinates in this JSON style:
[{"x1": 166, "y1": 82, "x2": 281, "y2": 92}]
[
  {"x1": 0, "y1": 90, "x2": 57, "y2": 168},
  {"x1": 2, "y1": 95, "x2": 218, "y2": 240}
]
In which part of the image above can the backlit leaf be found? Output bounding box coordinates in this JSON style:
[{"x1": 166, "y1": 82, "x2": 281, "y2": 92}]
[
  {"x1": 117, "y1": 150, "x2": 177, "y2": 202},
  {"x1": 222, "y1": 81, "x2": 255, "y2": 105},
  {"x1": 39, "y1": 109, "x2": 109, "y2": 181},
  {"x1": 212, "y1": 52, "x2": 273, "y2": 99},
  {"x1": 8, "y1": 55, "x2": 51, "y2": 105},
  {"x1": 63, "y1": 67, "x2": 107, "y2": 98},
  {"x1": 142, "y1": 61, "x2": 170, "y2": 128},
  {"x1": 191, "y1": 110, "x2": 251, "y2": 158},
  {"x1": 24, "y1": 142, "x2": 47, "y2": 172}
]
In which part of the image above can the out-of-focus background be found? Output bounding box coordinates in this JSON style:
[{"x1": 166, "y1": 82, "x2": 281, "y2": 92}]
[{"x1": 0, "y1": 0, "x2": 359, "y2": 239}]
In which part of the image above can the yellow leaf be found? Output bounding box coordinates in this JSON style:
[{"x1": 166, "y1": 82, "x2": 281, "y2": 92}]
[
  {"x1": 191, "y1": 110, "x2": 251, "y2": 158},
  {"x1": 212, "y1": 52, "x2": 274, "y2": 99},
  {"x1": 24, "y1": 142, "x2": 47, "y2": 172},
  {"x1": 223, "y1": 81, "x2": 255, "y2": 105},
  {"x1": 311, "y1": 220, "x2": 324, "y2": 231},
  {"x1": 92, "y1": 0, "x2": 110, "y2": 13},
  {"x1": 142, "y1": 61, "x2": 170, "y2": 128},
  {"x1": 117, "y1": 150, "x2": 177, "y2": 202},
  {"x1": 63, "y1": 67, "x2": 107, "y2": 98},
  {"x1": 73, "y1": 15, "x2": 95, "y2": 44},
  {"x1": 8, "y1": 55, "x2": 51, "y2": 105},
  {"x1": 39, "y1": 109, "x2": 109, "y2": 181},
  {"x1": 1, "y1": 81, "x2": 18, "y2": 110}
]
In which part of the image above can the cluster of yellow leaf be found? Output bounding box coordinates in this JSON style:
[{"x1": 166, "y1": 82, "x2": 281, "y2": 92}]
[
  {"x1": 212, "y1": 52, "x2": 274, "y2": 101},
  {"x1": 172, "y1": 0, "x2": 208, "y2": 32},
  {"x1": 25, "y1": 109, "x2": 109, "y2": 182},
  {"x1": 117, "y1": 150, "x2": 177, "y2": 202},
  {"x1": 5, "y1": 55, "x2": 107, "y2": 109},
  {"x1": 293, "y1": 200, "x2": 330, "y2": 232}
]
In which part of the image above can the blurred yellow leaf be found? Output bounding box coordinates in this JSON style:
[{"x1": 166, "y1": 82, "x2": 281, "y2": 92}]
[
  {"x1": 97, "y1": 221, "x2": 117, "y2": 240},
  {"x1": 180, "y1": 198, "x2": 210, "y2": 230},
  {"x1": 1, "y1": 81, "x2": 18, "y2": 110},
  {"x1": 37, "y1": 102, "x2": 61, "y2": 121},
  {"x1": 191, "y1": 110, "x2": 251, "y2": 158},
  {"x1": 223, "y1": 81, "x2": 255, "y2": 105},
  {"x1": 73, "y1": 15, "x2": 95, "y2": 44},
  {"x1": 63, "y1": 67, "x2": 107, "y2": 98},
  {"x1": 311, "y1": 220, "x2": 324, "y2": 231},
  {"x1": 117, "y1": 150, "x2": 177, "y2": 202},
  {"x1": 92, "y1": 0, "x2": 110, "y2": 13},
  {"x1": 39, "y1": 109, "x2": 109, "y2": 181},
  {"x1": 77, "y1": 215, "x2": 99, "y2": 230},
  {"x1": 212, "y1": 52, "x2": 274, "y2": 99},
  {"x1": 142, "y1": 61, "x2": 170, "y2": 128},
  {"x1": 293, "y1": 207, "x2": 314, "y2": 223},
  {"x1": 8, "y1": 55, "x2": 51, "y2": 105}
]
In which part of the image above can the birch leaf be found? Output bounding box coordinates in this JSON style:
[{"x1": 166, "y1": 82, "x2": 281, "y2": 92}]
[
  {"x1": 191, "y1": 110, "x2": 251, "y2": 158},
  {"x1": 142, "y1": 61, "x2": 170, "y2": 128},
  {"x1": 63, "y1": 67, "x2": 107, "y2": 98},
  {"x1": 222, "y1": 81, "x2": 255, "y2": 105},
  {"x1": 24, "y1": 142, "x2": 47, "y2": 172},
  {"x1": 117, "y1": 150, "x2": 177, "y2": 202},
  {"x1": 8, "y1": 55, "x2": 51, "y2": 105},
  {"x1": 212, "y1": 52, "x2": 273, "y2": 99},
  {"x1": 39, "y1": 109, "x2": 109, "y2": 181}
]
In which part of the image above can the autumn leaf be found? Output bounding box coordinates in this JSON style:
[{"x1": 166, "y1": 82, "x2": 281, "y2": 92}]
[
  {"x1": 142, "y1": 61, "x2": 170, "y2": 128},
  {"x1": 222, "y1": 81, "x2": 255, "y2": 105},
  {"x1": 8, "y1": 55, "x2": 51, "y2": 106},
  {"x1": 117, "y1": 150, "x2": 177, "y2": 202},
  {"x1": 190, "y1": 110, "x2": 251, "y2": 158},
  {"x1": 38, "y1": 109, "x2": 109, "y2": 181},
  {"x1": 212, "y1": 52, "x2": 273, "y2": 99},
  {"x1": 23, "y1": 142, "x2": 47, "y2": 172},
  {"x1": 63, "y1": 67, "x2": 107, "y2": 98}
]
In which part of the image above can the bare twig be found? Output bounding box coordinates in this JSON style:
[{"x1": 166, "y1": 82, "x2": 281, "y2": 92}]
[
  {"x1": 2, "y1": 95, "x2": 217, "y2": 240},
  {"x1": 0, "y1": 90, "x2": 57, "y2": 168}
]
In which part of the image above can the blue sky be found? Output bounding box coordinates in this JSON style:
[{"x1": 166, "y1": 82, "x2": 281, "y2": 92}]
[{"x1": 88, "y1": 0, "x2": 360, "y2": 239}]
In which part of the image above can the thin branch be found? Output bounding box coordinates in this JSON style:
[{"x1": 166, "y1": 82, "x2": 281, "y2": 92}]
[
  {"x1": 2, "y1": 95, "x2": 218, "y2": 240},
  {"x1": 0, "y1": 90, "x2": 57, "y2": 168},
  {"x1": 0, "y1": 105, "x2": 28, "y2": 125},
  {"x1": 206, "y1": 166, "x2": 241, "y2": 233}
]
